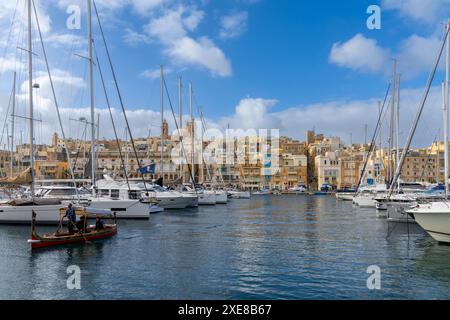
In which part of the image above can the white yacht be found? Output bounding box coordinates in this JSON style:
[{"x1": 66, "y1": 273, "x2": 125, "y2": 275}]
[
  {"x1": 335, "y1": 192, "x2": 355, "y2": 201},
  {"x1": 98, "y1": 180, "x2": 197, "y2": 209},
  {"x1": 228, "y1": 190, "x2": 251, "y2": 199},
  {"x1": 406, "y1": 202, "x2": 450, "y2": 243},
  {"x1": 35, "y1": 184, "x2": 152, "y2": 219},
  {"x1": 353, "y1": 184, "x2": 387, "y2": 208},
  {"x1": 0, "y1": 198, "x2": 68, "y2": 224},
  {"x1": 214, "y1": 190, "x2": 228, "y2": 204},
  {"x1": 180, "y1": 185, "x2": 216, "y2": 205}
]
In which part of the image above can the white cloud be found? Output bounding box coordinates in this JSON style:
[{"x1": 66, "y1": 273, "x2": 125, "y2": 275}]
[
  {"x1": 45, "y1": 33, "x2": 84, "y2": 48},
  {"x1": 220, "y1": 11, "x2": 248, "y2": 39},
  {"x1": 144, "y1": 5, "x2": 232, "y2": 77},
  {"x1": 382, "y1": 0, "x2": 450, "y2": 24},
  {"x1": 0, "y1": 57, "x2": 25, "y2": 74},
  {"x1": 166, "y1": 36, "x2": 232, "y2": 77},
  {"x1": 221, "y1": 98, "x2": 279, "y2": 129},
  {"x1": 1, "y1": 82, "x2": 444, "y2": 149},
  {"x1": 396, "y1": 34, "x2": 443, "y2": 79},
  {"x1": 123, "y1": 28, "x2": 152, "y2": 46},
  {"x1": 216, "y1": 86, "x2": 444, "y2": 148},
  {"x1": 145, "y1": 6, "x2": 195, "y2": 42},
  {"x1": 140, "y1": 66, "x2": 173, "y2": 79},
  {"x1": 130, "y1": 0, "x2": 166, "y2": 15},
  {"x1": 329, "y1": 33, "x2": 390, "y2": 73}
]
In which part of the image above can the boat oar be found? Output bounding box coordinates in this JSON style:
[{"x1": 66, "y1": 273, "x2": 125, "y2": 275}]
[{"x1": 66, "y1": 218, "x2": 92, "y2": 245}]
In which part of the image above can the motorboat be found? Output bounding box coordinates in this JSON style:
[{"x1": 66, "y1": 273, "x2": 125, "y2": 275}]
[
  {"x1": 335, "y1": 192, "x2": 355, "y2": 201},
  {"x1": 35, "y1": 183, "x2": 152, "y2": 219},
  {"x1": 100, "y1": 180, "x2": 197, "y2": 210},
  {"x1": 214, "y1": 190, "x2": 228, "y2": 204},
  {"x1": 406, "y1": 202, "x2": 450, "y2": 243},
  {"x1": 228, "y1": 190, "x2": 251, "y2": 199},
  {"x1": 180, "y1": 185, "x2": 216, "y2": 205},
  {"x1": 252, "y1": 189, "x2": 271, "y2": 195}
]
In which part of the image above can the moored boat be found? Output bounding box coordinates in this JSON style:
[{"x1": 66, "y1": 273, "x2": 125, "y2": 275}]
[{"x1": 28, "y1": 207, "x2": 117, "y2": 249}]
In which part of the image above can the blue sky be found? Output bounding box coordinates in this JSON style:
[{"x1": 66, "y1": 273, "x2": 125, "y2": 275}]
[{"x1": 0, "y1": 0, "x2": 450, "y2": 146}]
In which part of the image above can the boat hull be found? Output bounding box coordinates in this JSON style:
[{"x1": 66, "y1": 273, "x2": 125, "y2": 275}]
[
  {"x1": 156, "y1": 195, "x2": 195, "y2": 209},
  {"x1": 198, "y1": 192, "x2": 216, "y2": 205},
  {"x1": 31, "y1": 227, "x2": 117, "y2": 249},
  {"x1": 89, "y1": 199, "x2": 150, "y2": 219},
  {"x1": 336, "y1": 193, "x2": 354, "y2": 201},
  {"x1": 407, "y1": 204, "x2": 450, "y2": 243},
  {"x1": 386, "y1": 202, "x2": 416, "y2": 223},
  {"x1": 0, "y1": 204, "x2": 67, "y2": 225},
  {"x1": 353, "y1": 195, "x2": 376, "y2": 207},
  {"x1": 215, "y1": 191, "x2": 228, "y2": 204},
  {"x1": 228, "y1": 191, "x2": 251, "y2": 199}
]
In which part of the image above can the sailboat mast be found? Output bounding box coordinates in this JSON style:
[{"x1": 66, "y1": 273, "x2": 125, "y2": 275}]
[
  {"x1": 160, "y1": 65, "x2": 164, "y2": 180},
  {"x1": 178, "y1": 76, "x2": 183, "y2": 183},
  {"x1": 10, "y1": 71, "x2": 16, "y2": 178},
  {"x1": 396, "y1": 74, "x2": 401, "y2": 191},
  {"x1": 349, "y1": 133, "x2": 353, "y2": 188},
  {"x1": 445, "y1": 20, "x2": 450, "y2": 199},
  {"x1": 27, "y1": 0, "x2": 35, "y2": 197},
  {"x1": 190, "y1": 81, "x2": 195, "y2": 185},
  {"x1": 388, "y1": 59, "x2": 396, "y2": 187},
  {"x1": 87, "y1": 0, "x2": 96, "y2": 191},
  {"x1": 200, "y1": 107, "x2": 204, "y2": 184}
]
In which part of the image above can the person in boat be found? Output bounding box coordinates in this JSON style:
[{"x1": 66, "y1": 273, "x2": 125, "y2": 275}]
[
  {"x1": 95, "y1": 216, "x2": 104, "y2": 230},
  {"x1": 64, "y1": 203, "x2": 76, "y2": 234},
  {"x1": 76, "y1": 215, "x2": 87, "y2": 234}
]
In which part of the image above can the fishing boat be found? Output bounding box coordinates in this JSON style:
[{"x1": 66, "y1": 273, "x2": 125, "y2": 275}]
[{"x1": 28, "y1": 207, "x2": 117, "y2": 249}]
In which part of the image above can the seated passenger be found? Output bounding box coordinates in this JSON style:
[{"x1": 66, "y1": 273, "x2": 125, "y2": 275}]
[
  {"x1": 76, "y1": 216, "x2": 86, "y2": 233},
  {"x1": 95, "y1": 216, "x2": 104, "y2": 230}
]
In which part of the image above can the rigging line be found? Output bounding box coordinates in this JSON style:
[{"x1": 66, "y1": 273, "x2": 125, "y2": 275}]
[
  {"x1": 418, "y1": 130, "x2": 439, "y2": 185},
  {"x1": 198, "y1": 110, "x2": 226, "y2": 187},
  {"x1": 31, "y1": 0, "x2": 79, "y2": 201},
  {"x1": 198, "y1": 109, "x2": 215, "y2": 185},
  {"x1": 162, "y1": 76, "x2": 197, "y2": 193},
  {"x1": 356, "y1": 82, "x2": 391, "y2": 193},
  {"x1": 0, "y1": 82, "x2": 14, "y2": 152},
  {"x1": 0, "y1": 0, "x2": 20, "y2": 82},
  {"x1": 70, "y1": 122, "x2": 87, "y2": 176},
  {"x1": 92, "y1": 0, "x2": 148, "y2": 192},
  {"x1": 95, "y1": 50, "x2": 131, "y2": 191},
  {"x1": 389, "y1": 25, "x2": 450, "y2": 198}
]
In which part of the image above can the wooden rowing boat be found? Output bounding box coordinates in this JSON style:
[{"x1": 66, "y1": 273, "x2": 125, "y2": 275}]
[{"x1": 28, "y1": 207, "x2": 117, "y2": 249}]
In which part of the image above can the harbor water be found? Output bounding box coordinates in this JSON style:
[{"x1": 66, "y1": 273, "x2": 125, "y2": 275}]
[{"x1": 1, "y1": 195, "x2": 450, "y2": 300}]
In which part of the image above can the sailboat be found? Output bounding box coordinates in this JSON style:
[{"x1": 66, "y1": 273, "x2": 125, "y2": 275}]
[
  {"x1": 0, "y1": 0, "x2": 68, "y2": 224},
  {"x1": 403, "y1": 20, "x2": 450, "y2": 243}
]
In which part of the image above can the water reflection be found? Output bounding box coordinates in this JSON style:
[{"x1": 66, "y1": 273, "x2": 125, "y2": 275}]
[{"x1": 1, "y1": 196, "x2": 450, "y2": 299}]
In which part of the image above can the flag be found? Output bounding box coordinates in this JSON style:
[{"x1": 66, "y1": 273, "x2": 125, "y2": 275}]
[{"x1": 138, "y1": 163, "x2": 156, "y2": 174}]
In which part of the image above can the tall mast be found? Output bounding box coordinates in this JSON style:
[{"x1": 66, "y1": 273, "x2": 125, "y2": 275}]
[
  {"x1": 396, "y1": 74, "x2": 401, "y2": 192},
  {"x1": 445, "y1": 20, "x2": 450, "y2": 199},
  {"x1": 160, "y1": 65, "x2": 164, "y2": 180},
  {"x1": 87, "y1": 0, "x2": 96, "y2": 191},
  {"x1": 350, "y1": 133, "x2": 353, "y2": 188},
  {"x1": 178, "y1": 76, "x2": 183, "y2": 183},
  {"x1": 27, "y1": 0, "x2": 35, "y2": 197},
  {"x1": 10, "y1": 71, "x2": 16, "y2": 178},
  {"x1": 200, "y1": 107, "x2": 204, "y2": 184},
  {"x1": 377, "y1": 101, "x2": 383, "y2": 183},
  {"x1": 190, "y1": 81, "x2": 195, "y2": 185},
  {"x1": 388, "y1": 59, "x2": 397, "y2": 187}
]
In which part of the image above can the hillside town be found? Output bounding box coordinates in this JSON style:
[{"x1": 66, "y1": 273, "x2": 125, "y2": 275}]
[{"x1": 0, "y1": 124, "x2": 446, "y2": 191}]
